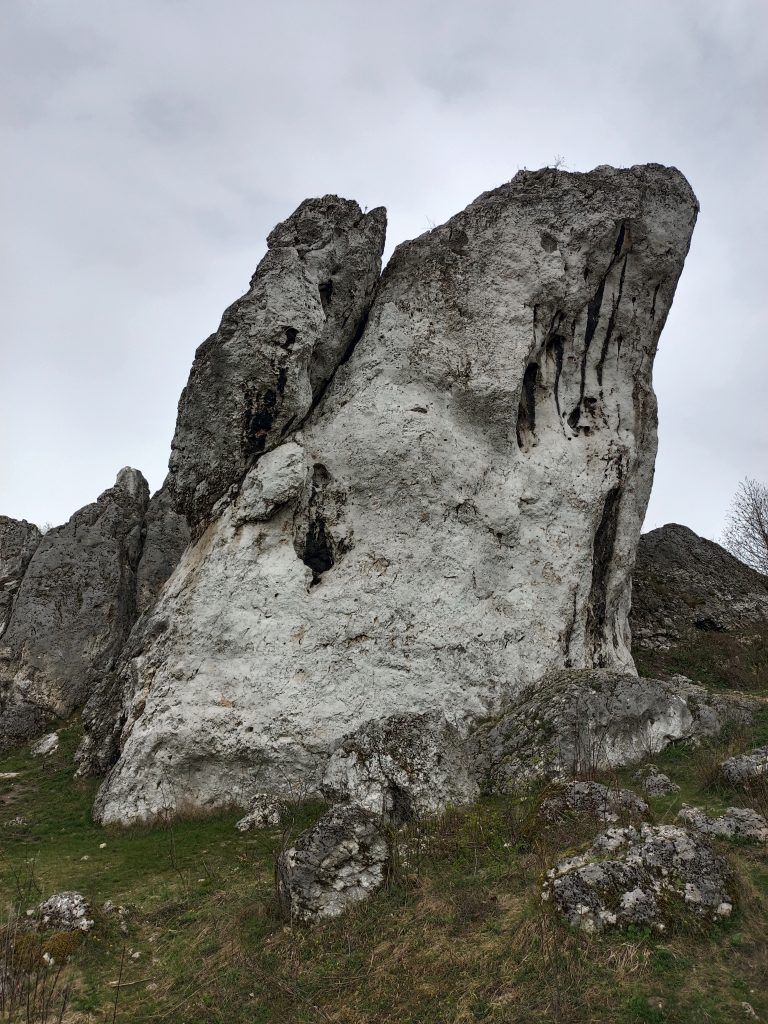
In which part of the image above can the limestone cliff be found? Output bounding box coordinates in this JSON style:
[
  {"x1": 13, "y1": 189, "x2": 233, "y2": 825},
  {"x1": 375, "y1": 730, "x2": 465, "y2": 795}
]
[{"x1": 88, "y1": 165, "x2": 698, "y2": 824}]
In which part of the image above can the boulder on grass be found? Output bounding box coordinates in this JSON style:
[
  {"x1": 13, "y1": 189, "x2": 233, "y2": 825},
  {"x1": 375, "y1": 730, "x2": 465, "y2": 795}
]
[
  {"x1": 544, "y1": 824, "x2": 733, "y2": 933},
  {"x1": 276, "y1": 804, "x2": 389, "y2": 924}
]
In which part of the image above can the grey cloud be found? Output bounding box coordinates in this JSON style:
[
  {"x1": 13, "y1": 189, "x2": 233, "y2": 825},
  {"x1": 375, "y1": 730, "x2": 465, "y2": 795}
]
[{"x1": 1, "y1": 0, "x2": 766, "y2": 543}]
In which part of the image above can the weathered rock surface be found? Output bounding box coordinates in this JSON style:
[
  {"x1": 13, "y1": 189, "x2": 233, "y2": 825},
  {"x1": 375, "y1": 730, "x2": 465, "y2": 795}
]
[
  {"x1": 630, "y1": 525, "x2": 768, "y2": 686},
  {"x1": 30, "y1": 732, "x2": 59, "y2": 758},
  {"x1": 678, "y1": 804, "x2": 768, "y2": 843},
  {"x1": 471, "y1": 669, "x2": 751, "y2": 792},
  {"x1": 276, "y1": 803, "x2": 389, "y2": 923},
  {"x1": 136, "y1": 478, "x2": 190, "y2": 615},
  {"x1": 633, "y1": 763, "x2": 680, "y2": 796},
  {"x1": 92, "y1": 165, "x2": 699, "y2": 824},
  {"x1": 0, "y1": 517, "x2": 41, "y2": 637},
  {"x1": 321, "y1": 713, "x2": 478, "y2": 823},
  {"x1": 167, "y1": 197, "x2": 386, "y2": 527},
  {"x1": 0, "y1": 469, "x2": 149, "y2": 750},
  {"x1": 721, "y1": 745, "x2": 768, "y2": 788},
  {"x1": 33, "y1": 892, "x2": 94, "y2": 933},
  {"x1": 544, "y1": 824, "x2": 734, "y2": 932},
  {"x1": 235, "y1": 792, "x2": 286, "y2": 832},
  {"x1": 541, "y1": 781, "x2": 649, "y2": 823}
]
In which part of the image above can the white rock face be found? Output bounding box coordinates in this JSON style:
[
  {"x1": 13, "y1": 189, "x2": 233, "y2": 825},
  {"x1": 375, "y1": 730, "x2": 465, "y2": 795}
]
[
  {"x1": 30, "y1": 732, "x2": 59, "y2": 758},
  {"x1": 721, "y1": 745, "x2": 768, "y2": 788},
  {"x1": 34, "y1": 892, "x2": 94, "y2": 933},
  {"x1": 470, "y1": 669, "x2": 750, "y2": 791},
  {"x1": 633, "y1": 764, "x2": 680, "y2": 796},
  {"x1": 94, "y1": 165, "x2": 698, "y2": 825},
  {"x1": 235, "y1": 792, "x2": 287, "y2": 831}
]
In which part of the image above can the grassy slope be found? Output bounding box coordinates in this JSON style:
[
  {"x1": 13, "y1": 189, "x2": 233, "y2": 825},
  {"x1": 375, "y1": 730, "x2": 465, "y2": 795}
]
[{"x1": 1, "y1": 707, "x2": 767, "y2": 1024}]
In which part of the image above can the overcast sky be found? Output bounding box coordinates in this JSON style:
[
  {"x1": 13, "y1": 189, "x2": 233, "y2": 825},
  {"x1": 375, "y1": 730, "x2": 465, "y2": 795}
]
[{"x1": 2, "y1": 0, "x2": 766, "y2": 539}]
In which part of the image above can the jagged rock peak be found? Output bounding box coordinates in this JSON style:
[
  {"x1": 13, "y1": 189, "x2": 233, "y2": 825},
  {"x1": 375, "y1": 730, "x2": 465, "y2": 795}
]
[
  {"x1": 167, "y1": 194, "x2": 387, "y2": 527},
  {"x1": 92, "y1": 165, "x2": 699, "y2": 825}
]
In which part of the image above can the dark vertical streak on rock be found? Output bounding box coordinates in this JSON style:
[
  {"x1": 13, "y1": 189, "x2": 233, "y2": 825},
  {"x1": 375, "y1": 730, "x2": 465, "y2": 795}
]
[
  {"x1": 586, "y1": 484, "x2": 622, "y2": 666},
  {"x1": 596, "y1": 255, "x2": 628, "y2": 387}
]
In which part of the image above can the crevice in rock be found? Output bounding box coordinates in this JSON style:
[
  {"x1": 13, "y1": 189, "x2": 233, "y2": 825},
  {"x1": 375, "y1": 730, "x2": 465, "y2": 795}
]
[
  {"x1": 386, "y1": 782, "x2": 415, "y2": 824},
  {"x1": 294, "y1": 465, "x2": 341, "y2": 586},
  {"x1": 596, "y1": 255, "x2": 628, "y2": 387},
  {"x1": 586, "y1": 483, "x2": 623, "y2": 666},
  {"x1": 515, "y1": 362, "x2": 539, "y2": 449},
  {"x1": 547, "y1": 333, "x2": 565, "y2": 420},
  {"x1": 306, "y1": 303, "x2": 374, "y2": 420},
  {"x1": 318, "y1": 280, "x2": 333, "y2": 313},
  {"x1": 570, "y1": 222, "x2": 629, "y2": 431},
  {"x1": 242, "y1": 368, "x2": 289, "y2": 459}
]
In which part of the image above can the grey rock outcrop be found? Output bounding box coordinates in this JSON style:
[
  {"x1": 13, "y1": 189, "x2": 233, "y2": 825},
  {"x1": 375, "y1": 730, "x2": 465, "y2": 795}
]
[
  {"x1": 678, "y1": 804, "x2": 768, "y2": 843},
  {"x1": 276, "y1": 803, "x2": 389, "y2": 923},
  {"x1": 721, "y1": 745, "x2": 768, "y2": 788},
  {"x1": 544, "y1": 824, "x2": 734, "y2": 932},
  {"x1": 541, "y1": 781, "x2": 649, "y2": 823},
  {"x1": 167, "y1": 196, "x2": 386, "y2": 527},
  {"x1": 136, "y1": 478, "x2": 190, "y2": 615},
  {"x1": 471, "y1": 669, "x2": 751, "y2": 792},
  {"x1": 633, "y1": 763, "x2": 680, "y2": 796},
  {"x1": 92, "y1": 166, "x2": 699, "y2": 825},
  {"x1": 0, "y1": 517, "x2": 41, "y2": 637},
  {"x1": 632, "y1": 525, "x2": 768, "y2": 649},
  {"x1": 0, "y1": 469, "x2": 149, "y2": 749},
  {"x1": 321, "y1": 713, "x2": 479, "y2": 823}
]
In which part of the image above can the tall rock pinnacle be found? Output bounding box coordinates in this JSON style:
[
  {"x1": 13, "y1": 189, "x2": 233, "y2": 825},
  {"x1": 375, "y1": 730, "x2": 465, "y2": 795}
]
[{"x1": 89, "y1": 165, "x2": 699, "y2": 825}]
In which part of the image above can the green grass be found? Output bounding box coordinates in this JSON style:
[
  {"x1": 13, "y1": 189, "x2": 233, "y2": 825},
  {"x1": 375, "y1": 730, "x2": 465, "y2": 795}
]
[{"x1": 1, "y1": 712, "x2": 767, "y2": 1022}]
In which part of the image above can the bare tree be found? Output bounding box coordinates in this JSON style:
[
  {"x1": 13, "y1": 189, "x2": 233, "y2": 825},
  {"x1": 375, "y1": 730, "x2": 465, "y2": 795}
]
[{"x1": 722, "y1": 477, "x2": 768, "y2": 574}]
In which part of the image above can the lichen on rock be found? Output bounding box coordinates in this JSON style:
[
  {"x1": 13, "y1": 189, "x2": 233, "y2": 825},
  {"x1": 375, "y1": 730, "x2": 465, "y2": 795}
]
[
  {"x1": 544, "y1": 824, "x2": 734, "y2": 933},
  {"x1": 276, "y1": 803, "x2": 390, "y2": 924}
]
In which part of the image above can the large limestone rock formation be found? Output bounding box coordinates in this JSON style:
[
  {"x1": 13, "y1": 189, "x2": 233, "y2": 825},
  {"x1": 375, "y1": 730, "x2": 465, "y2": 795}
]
[
  {"x1": 167, "y1": 196, "x2": 387, "y2": 527},
  {"x1": 0, "y1": 469, "x2": 149, "y2": 748},
  {"x1": 0, "y1": 517, "x2": 41, "y2": 636},
  {"x1": 92, "y1": 165, "x2": 698, "y2": 824}
]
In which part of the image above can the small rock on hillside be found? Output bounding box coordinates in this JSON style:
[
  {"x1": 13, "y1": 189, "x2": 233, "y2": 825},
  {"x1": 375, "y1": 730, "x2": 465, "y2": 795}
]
[
  {"x1": 541, "y1": 781, "x2": 649, "y2": 823},
  {"x1": 544, "y1": 824, "x2": 734, "y2": 933},
  {"x1": 678, "y1": 804, "x2": 768, "y2": 843}
]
